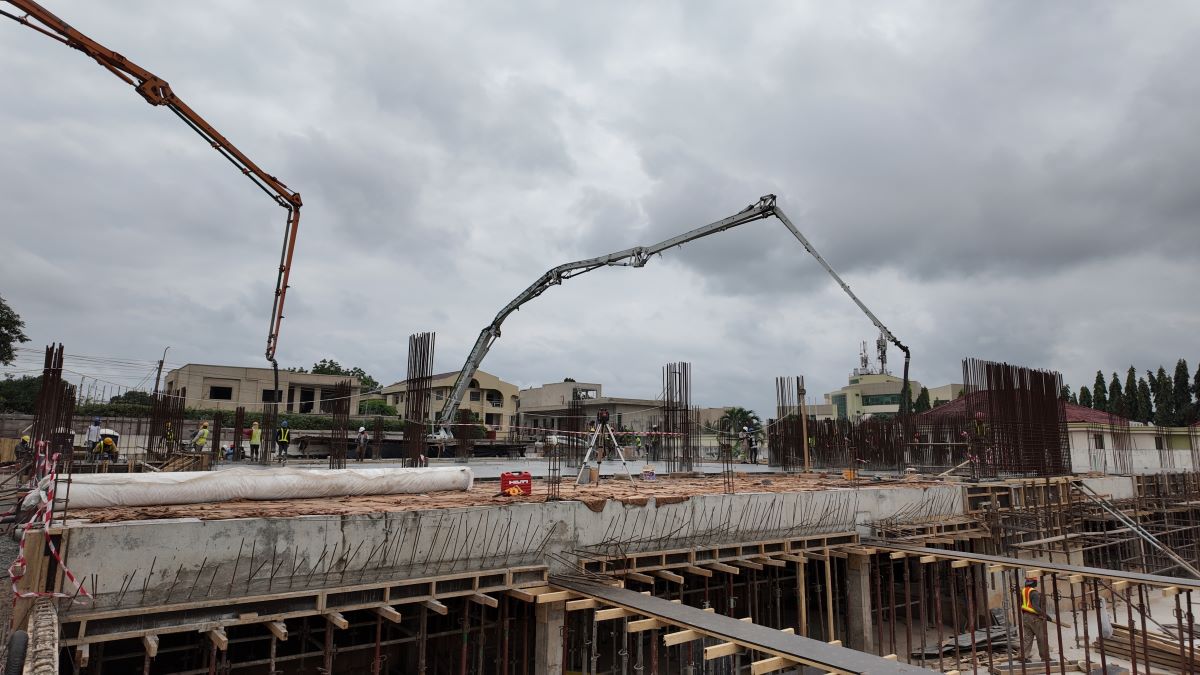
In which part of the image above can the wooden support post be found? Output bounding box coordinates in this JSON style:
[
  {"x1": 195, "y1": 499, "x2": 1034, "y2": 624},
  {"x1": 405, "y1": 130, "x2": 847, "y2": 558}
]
[
  {"x1": 142, "y1": 634, "x2": 159, "y2": 659},
  {"x1": 374, "y1": 605, "x2": 402, "y2": 623},
  {"x1": 754, "y1": 556, "x2": 787, "y2": 568},
  {"x1": 704, "y1": 642, "x2": 741, "y2": 660},
  {"x1": 655, "y1": 569, "x2": 685, "y2": 584},
  {"x1": 77, "y1": 644, "x2": 89, "y2": 667},
  {"x1": 266, "y1": 621, "x2": 288, "y2": 641},
  {"x1": 776, "y1": 553, "x2": 806, "y2": 563},
  {"x1": 535, "y1": 590, "x2": 573, "y2": 604},
  {"x1": 685, "y1": 565, "x2": 713, "y2": 577},
  {"x1": 507, "y1": 586, "x2": 550, "y2": 602},
  {"x1": 627, "y1": 618, "x2": 664, "y2": 632},
  {"x1": 735, "y1": 559, "x2": 764, "y2": 571},
  {"x1": 566, "y1": 598, "x2": 599, "y2": 611},
  {"x1": 207, "y1": 627, "x2": 228, "y2": 651},
  {"x1": 750, "y1": 655, "x2": 796, "y2": 674},
  {"x1": 920, "y1": 555, "x2": 937, "y2": 564},
  {"x1": 470, "y1": 593, "x2": 499, "y2": 608},
  {"x1": 423, "y1": 599, "x2": 449, "y2": 615},
  {"x1": 325, "y1": 611, "x2": 349, "y2": 630},
  {"x1": 950, "y1": 560, "x2": 970, "y2": 569},
  {"x1": 662, "y1": 629, "x2": 702, "y2": 646},
  {"x1": 625, "y1": 571, "x2": 655, "y2": 584},
  {"x1": 595, "y1": 607, "x2": 635, "y2": 621},
  {"x1": 705, "y1": 562, "x2": 739, "y2": 574}
]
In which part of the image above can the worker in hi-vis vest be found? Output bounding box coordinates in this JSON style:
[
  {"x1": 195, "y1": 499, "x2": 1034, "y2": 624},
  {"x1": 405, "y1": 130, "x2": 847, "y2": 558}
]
[
  {"x1": 1019, "y1": 577, "x2": 1051, "y2": 662},
  {"x1": 275, "y1": 420, "x2": 290, "y2": 459}
]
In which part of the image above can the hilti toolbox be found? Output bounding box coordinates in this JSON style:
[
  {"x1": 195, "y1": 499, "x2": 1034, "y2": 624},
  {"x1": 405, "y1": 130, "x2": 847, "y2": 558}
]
[{"x1": 500, "y1": 471, "x2": 532, "y2": 495}]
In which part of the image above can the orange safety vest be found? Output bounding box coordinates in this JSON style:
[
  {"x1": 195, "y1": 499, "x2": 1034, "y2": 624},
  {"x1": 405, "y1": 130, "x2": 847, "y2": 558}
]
[{"x1": 1021, "y1": 586, "x2": 1039, "y2": 614}]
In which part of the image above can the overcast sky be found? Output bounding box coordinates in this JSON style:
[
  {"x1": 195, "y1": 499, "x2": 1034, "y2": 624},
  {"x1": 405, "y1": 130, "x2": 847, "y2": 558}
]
[{"x1": 2, "y1": 1, "x2": 1198, "y2": 415}]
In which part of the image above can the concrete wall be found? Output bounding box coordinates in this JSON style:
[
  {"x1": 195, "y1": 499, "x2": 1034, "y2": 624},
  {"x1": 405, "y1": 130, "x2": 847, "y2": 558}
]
[{"x1": 60, "y1": 484, "x2": 966, "y2": 607}]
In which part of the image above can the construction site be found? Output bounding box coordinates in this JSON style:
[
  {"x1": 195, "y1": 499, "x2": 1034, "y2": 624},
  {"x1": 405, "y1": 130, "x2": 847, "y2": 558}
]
[{"x1": 4, "y1": 2, "x2": 1200, "y2": 675}]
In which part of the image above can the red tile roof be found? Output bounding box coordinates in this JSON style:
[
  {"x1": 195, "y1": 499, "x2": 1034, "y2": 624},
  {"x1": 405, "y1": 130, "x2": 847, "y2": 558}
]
[{"x1": 918, "y1": 392, "x2": 1128, "y2": 425}]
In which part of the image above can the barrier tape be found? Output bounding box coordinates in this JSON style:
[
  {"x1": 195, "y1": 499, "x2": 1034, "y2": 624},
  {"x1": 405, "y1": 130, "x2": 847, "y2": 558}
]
[{"x1": 9, "y1": 445, "x2": 91, "y2": 604}]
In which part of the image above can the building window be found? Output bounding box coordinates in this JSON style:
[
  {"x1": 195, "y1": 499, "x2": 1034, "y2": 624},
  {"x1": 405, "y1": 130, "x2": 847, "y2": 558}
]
[
  {"x1": 435, "y1": 390, "x2": 445, "y2": 400},
  {"x1": 470, "y1": 391, "x2": 481, "y2": 402},
  {"x1": 862, "y1": 394, "x2": 901, "y2": 406},
  {"x1": 1093, "y1": 434, "x2": 1105, "y2": 450},
  {"x1": 262, "y1": 389, "x2": 281, "y2": 403},
  {"x1": 209, "y1": 386, "x2": 233, "y2": 400}
]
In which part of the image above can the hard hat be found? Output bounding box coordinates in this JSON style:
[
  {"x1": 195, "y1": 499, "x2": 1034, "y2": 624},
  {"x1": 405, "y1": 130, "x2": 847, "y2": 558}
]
[
  {"x1": 21, "y1": 435, "x2": 30, "y2": 443},
  {"x1": 1025, "y1": 577, "x2": 1037, "y2": 586},
  {"x1": 358, "y1": 426, "x2": 366, "y2": 433},
  {"x1": 103, "y1": 437, "x2": 115, "y2": 446},
  {"x1": 93, "y1": 417, "x2": 100, "y2": 423},
  {"x1": 201, "y1": 422, "x2": 209, "y2": 428},
  {"x1": 743, "y1": 426, "x2": 749, "y2": 431},
  {"x1": 281, "y1": 420, "x2": 289, "y2": 427}
]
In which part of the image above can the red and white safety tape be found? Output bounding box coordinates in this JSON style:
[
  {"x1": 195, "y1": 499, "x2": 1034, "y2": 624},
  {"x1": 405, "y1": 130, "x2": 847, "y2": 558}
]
[{"x1": 9, "y1": 446, "x2": 91, "y2": 603}]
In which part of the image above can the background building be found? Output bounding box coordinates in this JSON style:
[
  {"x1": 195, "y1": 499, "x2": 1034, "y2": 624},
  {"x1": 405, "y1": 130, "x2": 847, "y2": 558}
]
[
  {"x1": 518, "y1": 381, "x2": 662, "y2": 433},
  {"x1": 381, "y1": 369, "x2": 518, "y2": 431},
  {"x1": 164, "y1": 364, "x2": 360, "y2": 413}
]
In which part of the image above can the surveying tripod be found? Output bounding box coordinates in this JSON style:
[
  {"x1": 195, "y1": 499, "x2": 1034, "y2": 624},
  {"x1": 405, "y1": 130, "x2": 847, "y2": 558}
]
[{"x1": 575, "y1": 409, "x2": 636, "y2": 485}]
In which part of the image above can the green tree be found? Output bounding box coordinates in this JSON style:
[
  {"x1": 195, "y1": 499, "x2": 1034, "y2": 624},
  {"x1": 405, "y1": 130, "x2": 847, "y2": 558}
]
[
  {"x1": 1154, "y1": 367, "x2": 1173, "y2": 426},
  {"x1": 563, "y1": 377, "x2": 576, "y2": 382},
  {"x1": 1136, "y1": 377, "x2": 1154, "y2": 423},
  {"x1": 1079, "y1": 385, "x2": 1092, "y2": 408},
  {"x1": 1172, "y1": 359, "x2": 1192, "y2": 426},
  {"x1": 359, "y1": 399, "x2": 398, "y2": 416},
  {"x1": 1092, "y1": 371, "x2": 1108, "y2": 411},
  {"x1": 716, "y1": 407, "x2": 762, "y2": 436},
  {"x1": 1124, "y1": 367, "x2": 1138, "y2": 418},
  {"x1": 1108, "y1": 372, "x2": 1124, "y2": 417},
  {"x1": 109, "y1": 390, "x2": 154, "y2": 406},
  {"x1": 0, "y1": 375, "x2": 41, "y2": 414},
  {"x1": 1194, "y1": 362, "x2": 1200, "y2": 425},
  {"x1": 310, "y1": 359, "x2": 380, "y2": 393},
  {"x1": 1059, "y1": 385, "x2": 1072, "y2": 401},
  {"x1": 1069, "y1": 391, "x2": 1079, "y2": 405},
  {"x1": 913, "y1": 387, "x2": 931, "y2": 413},
  {"x1": 0, "y1": 296, "x2": 30, "y2": 366}
]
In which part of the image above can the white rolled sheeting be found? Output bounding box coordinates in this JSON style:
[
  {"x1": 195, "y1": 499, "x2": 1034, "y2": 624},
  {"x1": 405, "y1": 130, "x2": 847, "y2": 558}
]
[{"x1": 35, "y1": 467, "x2": 474, "y2": 509}]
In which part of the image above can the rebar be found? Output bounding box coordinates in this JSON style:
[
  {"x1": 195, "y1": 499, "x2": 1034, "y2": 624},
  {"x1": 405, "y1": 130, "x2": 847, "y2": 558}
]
[
  {"x1": 328, "y1": 379, "x2": 352, "y2": 470},
  {"x1": 662, "y1": 362, "x2": 694, "y2": 473},
  {"x1": 404, "y1": 332, "x2": 436, "y2": 465}
]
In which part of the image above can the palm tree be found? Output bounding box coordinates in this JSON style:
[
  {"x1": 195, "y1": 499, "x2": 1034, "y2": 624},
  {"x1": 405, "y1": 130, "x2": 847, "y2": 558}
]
[{"x1": 715, "y1": 407, "x2": 763, "y2": 438}]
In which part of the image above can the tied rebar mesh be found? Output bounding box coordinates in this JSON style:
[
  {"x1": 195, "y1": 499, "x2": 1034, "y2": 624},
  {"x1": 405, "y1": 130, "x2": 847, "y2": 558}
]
[
  {"x1": 31, "y1": 345, "x2": 77, "y2": 519},
  {"x1": 328, "y1": 379, "x2": 352, "y2": 469},
  {"x1": 773, "y1": 376, "x2": 806, "y2": 472},
  {"x1": 662, "y1": 362, "x2": 694, "y2": 473},
  {"x1": 403, "y1": 332, "x2": 436, "y2": 465},
  {"x1": 231, "y1": 406, "x2": 246, "y2": 461},
  {"x1": 960, "y1": 357, "x2": 1071, "y2": 477},
  {"x1": 564, "y1": 398, "x2": 584, "y2": 468},
  {"x1": 149, "y1": 389, "x2": 185, "y2": 457},
  {"x1": 372, "y1": 416, "x2": 384, "y2": 461},
  {"x1": 260, "y1": 404, "x2": 278, "y2": 465}
]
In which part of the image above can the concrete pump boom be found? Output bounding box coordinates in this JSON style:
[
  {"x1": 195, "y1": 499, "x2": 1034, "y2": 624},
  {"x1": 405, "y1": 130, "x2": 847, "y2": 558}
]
[
  {"x1": 2, "y1": 0, "x2": 301, "y2": 391},
  {"x1": 435, "y1": 194, "x2": 910, "y2": 437}
]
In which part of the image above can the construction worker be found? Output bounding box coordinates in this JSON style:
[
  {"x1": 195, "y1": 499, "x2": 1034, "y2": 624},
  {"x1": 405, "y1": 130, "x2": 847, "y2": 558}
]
[
  {"x1": 94, "y1": 436, "x2": 118, "y2": 461},
  {"x1": 193, "y1": 422, "x2": 209, "y2": 452},
  {"x1": 162, "y1": 421, "x2": 176, "y2": 452},
  {"x1": 276, "y1": 420, "x2": 290, "y2": 460},
  {"x1": 15, "y1": 435, "x2": 32, "y2": 463},
  {"x1": 746, "y1": 426, "x2": 760, "y2": 464},
  {"x1": 1019, "y1": 577, "x2": 1051, "y2": 663},
  {"x1": 84, "y1": 417, "x2": 102, "y2": 457},
  {"x1": 249, "y1": 422, "x2": 261, "y2": 461},
  {"x1": 355, "y1": 426, "x2": 369, "y2": 462}
]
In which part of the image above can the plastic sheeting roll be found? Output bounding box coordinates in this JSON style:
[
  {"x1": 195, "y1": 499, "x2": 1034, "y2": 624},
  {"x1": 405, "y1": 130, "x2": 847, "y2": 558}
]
[{"x1": 35, "y1": 466, "x2": 474, "y2": 510}]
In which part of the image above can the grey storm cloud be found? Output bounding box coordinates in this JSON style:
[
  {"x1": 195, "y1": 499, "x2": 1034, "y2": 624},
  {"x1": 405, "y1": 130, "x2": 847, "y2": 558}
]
[{"x1": 1, "y1": 0, "x2": 1197, "y2": 415}]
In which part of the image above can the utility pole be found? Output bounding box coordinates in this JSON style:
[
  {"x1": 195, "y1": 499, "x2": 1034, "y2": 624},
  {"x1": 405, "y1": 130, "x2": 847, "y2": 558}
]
[{"x1": 153, "y1": 346, "x2": 170, "y2": 396}]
